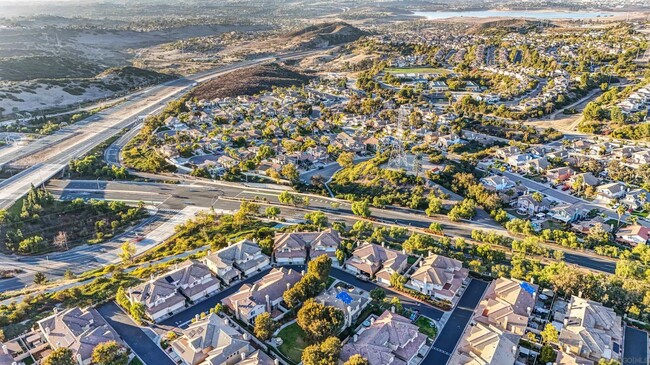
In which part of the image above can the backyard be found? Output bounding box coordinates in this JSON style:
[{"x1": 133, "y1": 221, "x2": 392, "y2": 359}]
[
  {"x1": 277, "y1": 322, "x2": 308, "y2": 364},
  {"x1": 414, "y1": 316, "x2": 438, "y2": 338}
]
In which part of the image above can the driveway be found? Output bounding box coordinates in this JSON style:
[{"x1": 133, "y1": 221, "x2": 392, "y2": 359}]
[
  {"x1": 624, "y1": 326, "x2": 648, "y2": 365},
  {"x1": 96, "y1": 301, "x2": 174, "y2": 365},
  {"x1": 426, "y1": 279, "x2": 489, "y2": 364}
]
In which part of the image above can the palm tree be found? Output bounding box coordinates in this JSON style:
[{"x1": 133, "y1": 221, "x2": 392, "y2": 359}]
[{"x1": 616, "y1": 204, "x2": 627, "y2": 231}]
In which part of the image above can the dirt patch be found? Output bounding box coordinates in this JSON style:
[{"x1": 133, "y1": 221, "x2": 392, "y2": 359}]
[{"x1": 188, "y1": 63, "x2": 315, "y2": 100}]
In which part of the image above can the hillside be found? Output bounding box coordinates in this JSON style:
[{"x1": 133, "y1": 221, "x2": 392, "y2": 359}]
[
  {"x1": 0, "y1": 66, "x2": 176, "y2": 117},
  {"x1": 282, "y1": 22, "x2": 367, "y2": 49},
  {"x1": 188, "y1": 63, "x2": 315, "y2": 100}
]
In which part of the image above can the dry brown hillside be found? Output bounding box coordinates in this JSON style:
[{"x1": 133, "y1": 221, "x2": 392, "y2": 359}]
[{"x1": 188, "y1": 63, "x2": 315, "y2": 100}]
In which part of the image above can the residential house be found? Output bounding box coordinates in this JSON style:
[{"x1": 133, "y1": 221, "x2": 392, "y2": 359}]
[
  {"x1": 314, "y1": 287, "x2": 371, "y2": 328},
  {"x1": 632, "y1": 150, "x2": 650, "y2": 165},
  {"x1": 274, "y1": 229, "x2": 340, "y2": 264},
  {"x1": 549, "y1": 204, "x2": 588, "y2": 224},
  {"x1": 559, "y1": 296, "x2": 623, "y2": 362},
  {"x1": 128, "y1": 261, "x2": 220, "y2": 322},
  {"x1": 506, "y1": 154, "x2": 533, "y2": 168},
  {"x1": 596, "y1": 182, "x2": 627, "y2": 203},
  {"x1": 345, "y1": 243, "x2": 410, "y2": 286},
  {"x1": 524, "y1": 158, "x2": 551, "y2": 174},
  {"x1": 204, "y1": 239, "x2": 270, "y2": 284},
  {"x1": 516, "y1": 194, "x2": 551, "y2": 216},
  {"x1": 340, "y1": 310, "x2": 427, "y2": 365},
  {"x1": 480, "y1": 175, "x2": 515, "y2": 192},
  {"x1": 569, "y1": 173, "x2": 600, "y2": 189},
  {"x1": 622, "y1": 188, "x2": 648, "y2": 211},
  {"x1": 449, "y1": 322, "x2": 519, "y2": 365},
  {"x1": 547, "y1": 167, "x2": 575, "y2": 182},
  {"x1": 38, "y1": 307, "x2": 123, "y2": 365},
  {"x1": 406, "y1": 254, "x2": 469, "y2": 301},
  {"x1": 336, "y1": 132, "x2": 364, "y2": 153},
  {"x1": 496, "y1": 146, "x2": 521, "y2": 160},
  {"x1": 616, "y1": 225, "x2": 650, "y2": 246},
  {"x1": 571, "y1": 217, "x2": 612, "y2": 235},
  {"x1": 474, "y1": 278, "x2": 538, "y2": 336},
  {"x1": 222, "y1": 268, "x2": 302, "y2": 323},
  {"x1": 171, "y1": 313, "x2": 253, "y2": 365}
]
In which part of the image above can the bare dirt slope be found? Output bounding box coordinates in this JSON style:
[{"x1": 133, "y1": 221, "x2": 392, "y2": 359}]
[{"x1": 188, "y1": 63, "x2": 315, "y2": 100}]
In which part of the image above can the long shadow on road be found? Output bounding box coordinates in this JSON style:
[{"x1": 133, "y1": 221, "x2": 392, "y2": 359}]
[
  {"x1": 97, "y1": 301, "x2": 174, "y2": 365},
  {"x1": 426, "y1": 279, "x2": 489, "y2": 364}
]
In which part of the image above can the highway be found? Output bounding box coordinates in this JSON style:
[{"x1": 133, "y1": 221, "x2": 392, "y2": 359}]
[
  {"x1": 47, "y1": 179, "x2": 618, "y2": 271},
  {"x1": 0, "y1": 49, "x2": 324, "y2": 211}
]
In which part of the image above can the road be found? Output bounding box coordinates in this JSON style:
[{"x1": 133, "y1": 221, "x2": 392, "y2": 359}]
[
  {"x1": 43, "y1": 179, "x2": 618, "y2": 273},
  {"x1": 97, "y1": 301, "x2": 175, "y2": 365},
  {"x1": 624, "y1": 326, "x2": 649, "y2": 365},
  {"x1": 427, "y1": 279, "x2": 489, "y2": 364},
  {"x1": 0, "y1": 49, "x2": 325, "y2": 211},
  {"x1": 98, "y1": 264, "x2": 483, "y2": 365}
]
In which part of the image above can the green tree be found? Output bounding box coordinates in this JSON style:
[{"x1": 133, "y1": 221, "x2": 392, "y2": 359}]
[
  {"x1": 351, "y1": 200, "x2": 371, "y2": 218},
  {"x1": 389, "y1": 272, "x2": 406, "y2": 290},
  {"x1": 265, "y1": 206, "x2": 280, "y2": 219},
  {"x1": 253, "y1": 312, "x2": 276, "y2": 341},
  {"x1": 335, "y1": 249, "x2": 346, "y2": 265},
  {"x1": 539, "y1": 345, "x2": 557, "y2": 364},
  {"x1": 308, "y1": 255, "x2": 332, "y2": 283},
  {"x1": 301, "y1": 337, "x2": 341, "y2": 365},
  {"x1": 370, "y1": 288, "x2": 386, "y2": 302},
  {"x1": 541, "y1": 323, "x2": 559, "y2": 344},
  {"x1": 344, "y1": 354, "x2": 370, "y2": 365},
  {"x1": 428, "y1": 222, "x2": 443, "y2": 234},
  {"x1": 91, "y1": 341, "x2": 128, "y2": 365},
  {"x1": 297, "y1": 299, "x2": 344, "y2": 342},
  {"x1": 305, "y1": 211, "x2": 328, "y2": 227},
  {"x1": 34, "y1": 272, "x2": 47, "y2": 285},
  {"x1": 337, "y1": 152, "x2": 355, "y2": 168},
  {"x1": 234, "y1": 200, "x2": 260, "y2": 227},
  {"x1": 42, "y1": 348, "x2": 76, "y2": 365},
  {"x1": 281, "y1": 163, "x2": 299, "y2": 182},
  {"x1": 119, "y1": 241, "x2": 137, "y2": 263},
  {"x1": 425, "y1": 196, "x2": 443, "y2": 216}
]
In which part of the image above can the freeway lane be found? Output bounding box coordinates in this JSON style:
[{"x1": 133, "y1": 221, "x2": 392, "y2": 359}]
[
  {"x1": 45, "y1": 179, "x2": 619, "y2": 275},
  {"x1": 0, "y1": 49, "x2": 325, "y2": 211}
]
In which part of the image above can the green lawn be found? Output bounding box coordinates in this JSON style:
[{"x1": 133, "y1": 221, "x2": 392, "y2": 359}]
[
  {"x1": 277, "y1": 322, "x2": 309, "y2": 364},
  {"x1": 326, "y1": 276, "x2": 336, "y2": 288},
  {"x1": 384, "y1": 67, "x2": 451, "y2": 75},
  {"x1": 415, "y1": 316, "x2": 438, "y2": 338}
]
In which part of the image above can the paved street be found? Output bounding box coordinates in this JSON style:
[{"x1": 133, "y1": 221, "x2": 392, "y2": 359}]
[
  {"x1": 97, "y1": 301, "x2": 175, "y2": 365},
  {"x1": 0, "y1": 49, "x2": 324, "y2": 211},
  {"x1": 624, "y1": 326, "x2": 649, "y2": 365},
  {"x1": 47, "y1": 179, "x2": 620, "y2": 274},
  {"x1": 426, "y1": 279, "x2": 489, "y2": 364}
]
